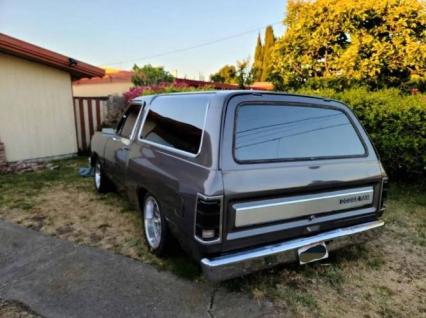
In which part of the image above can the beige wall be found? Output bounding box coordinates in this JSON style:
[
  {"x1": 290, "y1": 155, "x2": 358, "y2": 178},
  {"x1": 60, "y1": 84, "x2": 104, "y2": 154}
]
[
  {"x1": 72, "y1": 81, "x2": 131, "y2": 97},
  {"x1": 0, "y1": 53, "x2": 77, "y2": 162}
]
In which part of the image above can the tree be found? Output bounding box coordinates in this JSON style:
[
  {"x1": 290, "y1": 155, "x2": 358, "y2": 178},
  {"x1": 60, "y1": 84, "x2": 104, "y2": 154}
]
[
  {"x1": 210, "y1": 72, "x2": 226, "y2": 83},
  {"x1": 260, "y1": 26, "x2": 276, "y2": 81},
  {"x1": 252, "y1": 34, "x2": 264, "y2": 81},
  {"x1": 235, "y1": 59, "x2": 253, "y2": 88},
  {"x1": 210, "y1": 65, "x2": 237, "y2": 84},
  {"x1": 252, "y1": 27, "x2": 276, "y2": 82},
  {"x1": 210, "y1": 59, "x2": 253, "y2": 88},
  {"x1": 132, "y1": 64, "x2": 174, "y2": 86},
  {"x1": 271, "y1": 0, "x2": 426, "y2": 90}
]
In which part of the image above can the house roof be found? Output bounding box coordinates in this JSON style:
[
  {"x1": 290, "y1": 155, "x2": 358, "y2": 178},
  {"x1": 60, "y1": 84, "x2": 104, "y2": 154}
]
[
  {"x1": 73, "y1": 70, "x2": 273, "y2": 91},
  {"x1": 73, "y1": 70, "x2": 133, "y2": 85},
  {"x1": 0, "y1": 33, "x2": 105, "y2": 79}
]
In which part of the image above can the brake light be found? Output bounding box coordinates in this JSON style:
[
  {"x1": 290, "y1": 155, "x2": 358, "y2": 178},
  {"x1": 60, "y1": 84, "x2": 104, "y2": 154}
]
[
  {"x1": 195, "y1": 195, "x2": 222, "y2": 243},
  {"x1": 380, "y1": 177, "x2": 389, "y2": 210}
]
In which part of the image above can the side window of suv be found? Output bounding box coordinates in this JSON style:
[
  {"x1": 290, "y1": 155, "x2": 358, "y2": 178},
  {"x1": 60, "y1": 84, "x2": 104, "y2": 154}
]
[
  {"x1": 140, "y1": 95, "x2": 209, "y2": 154},
  {"x1": 117, "y1": 104, "x2": 141, "y2": 139}
]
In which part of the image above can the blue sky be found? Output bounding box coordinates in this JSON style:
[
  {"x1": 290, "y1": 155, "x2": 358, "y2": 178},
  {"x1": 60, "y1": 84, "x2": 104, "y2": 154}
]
[{"x1": 0, "y1": 0, "x2": 286, "y2": 79}]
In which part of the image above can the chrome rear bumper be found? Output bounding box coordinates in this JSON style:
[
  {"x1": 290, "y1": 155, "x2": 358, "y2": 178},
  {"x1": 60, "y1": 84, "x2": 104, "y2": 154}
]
[{"x1": 201, "y1": 220, "x2": 384, "y2": 281}]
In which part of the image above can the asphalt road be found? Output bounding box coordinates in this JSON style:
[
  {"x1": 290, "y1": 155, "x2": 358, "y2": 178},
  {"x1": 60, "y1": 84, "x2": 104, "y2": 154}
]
[{"x1": 0, "y1": 221, "x2": 279, "y2": 318}]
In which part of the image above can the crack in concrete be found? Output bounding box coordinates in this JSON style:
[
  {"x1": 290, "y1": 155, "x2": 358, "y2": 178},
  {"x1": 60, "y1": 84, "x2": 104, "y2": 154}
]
[{"x1": 207, "y1": 287, "x2": 218, "y2": 318}]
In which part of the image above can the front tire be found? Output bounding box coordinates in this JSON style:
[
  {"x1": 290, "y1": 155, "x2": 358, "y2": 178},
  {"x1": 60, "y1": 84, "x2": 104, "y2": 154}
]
[
  {"x1": 142, "y1": 194, "x2": 169, "y2": 256},
  {"x1": 93, "y1": 159, "x2": 112, "y2": 193}
]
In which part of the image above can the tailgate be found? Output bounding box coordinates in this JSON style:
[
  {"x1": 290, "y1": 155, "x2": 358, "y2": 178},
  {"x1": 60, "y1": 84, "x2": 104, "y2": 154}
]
[{"x1": 220, "y1": 161, "x2": 383, "y2": 251}]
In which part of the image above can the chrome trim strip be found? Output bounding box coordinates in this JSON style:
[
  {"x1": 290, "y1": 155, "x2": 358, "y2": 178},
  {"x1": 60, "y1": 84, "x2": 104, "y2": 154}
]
[
  {"x1": 234, "y1": 186, "x2": 374, "y2": 227},
  {"x1": 139, "y1": 139, "x2": 199, "y2": 158},
  {"x1": 201, "y1": 220, "x2": 384, "y2": 281},
  {"x1": 227, "y1": 206, "x2": 376, "y2": 240},
  {"x1": 193, "y1": 193, "x2": 223, "y2": 245}
]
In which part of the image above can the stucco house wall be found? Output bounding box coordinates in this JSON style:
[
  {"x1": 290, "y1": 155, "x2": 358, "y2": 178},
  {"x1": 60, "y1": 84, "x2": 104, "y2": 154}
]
[
  {"x1": 72, "y1": 81, "x2": 132, "y2": 97},
  {"x1": 0, "y1": 52, "x2": 77, "y2": 162}
]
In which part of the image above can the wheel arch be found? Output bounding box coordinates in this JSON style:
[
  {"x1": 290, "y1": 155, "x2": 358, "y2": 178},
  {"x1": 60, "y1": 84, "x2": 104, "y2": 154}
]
[
  {"x1": 90, "y1": 152, "x2": 98, "y2": 167},
  {"x1": 136, "y1": 186, "x2": 149, "y2": 213}
]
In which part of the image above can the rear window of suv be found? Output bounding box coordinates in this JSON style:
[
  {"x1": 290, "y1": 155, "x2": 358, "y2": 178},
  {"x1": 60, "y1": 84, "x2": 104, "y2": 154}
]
[{"x1": 234, "y1": 104, "x2": 366, "y2": 162}]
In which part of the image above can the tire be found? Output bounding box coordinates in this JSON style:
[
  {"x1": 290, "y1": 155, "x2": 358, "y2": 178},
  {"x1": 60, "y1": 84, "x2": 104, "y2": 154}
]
[
  {"x1": 93, "y1": 159, "x2": 112, "y2": 193},
  {"x1": 142, "y1": 193, "x2": 169, "y2": 256}
]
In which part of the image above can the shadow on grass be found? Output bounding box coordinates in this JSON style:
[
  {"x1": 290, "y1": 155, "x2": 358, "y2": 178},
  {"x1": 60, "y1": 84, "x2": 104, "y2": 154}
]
[{"x1": 165, "y1": 248, "x2": 202, "y2": 281}]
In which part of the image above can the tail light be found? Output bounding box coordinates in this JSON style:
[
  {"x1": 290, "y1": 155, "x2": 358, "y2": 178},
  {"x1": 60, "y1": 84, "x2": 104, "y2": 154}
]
[
  {"x1": 380, "y1": 177, "x2": 389, "y2": 210},
  {"x1": 194, "y1": 195, "x2": 222, "y2": 243}
]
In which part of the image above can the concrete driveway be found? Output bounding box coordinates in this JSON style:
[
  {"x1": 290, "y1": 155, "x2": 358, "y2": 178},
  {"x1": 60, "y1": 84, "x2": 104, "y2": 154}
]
[{"x1": 0, "y1": 221, "x2": 279, "y2": 318}]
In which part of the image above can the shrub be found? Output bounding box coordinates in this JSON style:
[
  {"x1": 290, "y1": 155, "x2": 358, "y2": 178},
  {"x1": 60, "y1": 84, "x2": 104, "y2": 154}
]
[
  {"x1": 294, "y1": 87, "x2": 426, "y2": 180},
  {"x1": 123, "y1": 82, "x2": 214, "y2": 102}
]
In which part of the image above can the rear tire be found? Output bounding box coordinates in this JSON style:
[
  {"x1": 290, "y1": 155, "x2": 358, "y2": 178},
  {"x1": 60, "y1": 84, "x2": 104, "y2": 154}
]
[
  {"x1": 93, "y1": 159, "x2": 112, "y2": 193},
  {"x1": 142, "y1": 194, "x2": 169, "y2": 256}
]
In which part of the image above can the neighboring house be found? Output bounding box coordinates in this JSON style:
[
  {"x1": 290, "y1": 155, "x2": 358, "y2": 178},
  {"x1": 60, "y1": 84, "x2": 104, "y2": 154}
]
[
  {"x1": 0, "y1": 33, "x2": 104, "y2": 163},
  {"x1": 73, "y1": 69, "x2": 134, "y2": 97},
  {"x1": 72, "y1": 71, "x2": 238, "y2": 97},
  {"x1": 73, "y1": 70, "x2": 273, "y2": 97},
  {"x1": 251, "y1": 81, "x2": 274, "y2": 90}
]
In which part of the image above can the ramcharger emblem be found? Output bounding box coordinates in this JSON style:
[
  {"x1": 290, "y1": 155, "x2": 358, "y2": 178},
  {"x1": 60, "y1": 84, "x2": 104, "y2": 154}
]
[{"x1": 340, "y1": 194, "x2": 370, "y2": 204}]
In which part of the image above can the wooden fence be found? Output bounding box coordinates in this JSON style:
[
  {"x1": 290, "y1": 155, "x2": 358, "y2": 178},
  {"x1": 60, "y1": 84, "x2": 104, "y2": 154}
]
[{"x1": 73, "y1": 97, "x2": 108, "y2": 153}]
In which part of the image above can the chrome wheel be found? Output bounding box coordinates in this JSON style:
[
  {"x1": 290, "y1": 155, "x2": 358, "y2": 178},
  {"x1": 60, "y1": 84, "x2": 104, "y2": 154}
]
[
  {"x1": 94, "y1": 162, "x2": 101, "y2": 190},
  {"x1": 144, "y1": 196, "x2": 162, "y2": 249}
]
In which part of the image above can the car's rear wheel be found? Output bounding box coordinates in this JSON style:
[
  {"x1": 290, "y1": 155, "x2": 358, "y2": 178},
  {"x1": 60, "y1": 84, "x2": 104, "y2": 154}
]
[
  {"x1": 143, "y1": 194, "x2": 169, "y2": 256},
  {"x1": 93, "y1": 159, "x2": 112, "y2": 193}
]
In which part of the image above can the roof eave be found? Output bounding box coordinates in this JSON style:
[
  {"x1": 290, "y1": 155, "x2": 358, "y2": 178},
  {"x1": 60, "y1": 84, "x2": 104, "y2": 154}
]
[{"x1": 0, "y1": 33, "x2": 105, "y2": 79}]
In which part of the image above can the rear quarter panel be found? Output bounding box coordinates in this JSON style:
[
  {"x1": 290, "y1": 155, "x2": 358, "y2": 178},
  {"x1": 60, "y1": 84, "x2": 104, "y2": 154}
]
[{"x1": 124, "y1": 94, "x2": 225, "y2": 258}]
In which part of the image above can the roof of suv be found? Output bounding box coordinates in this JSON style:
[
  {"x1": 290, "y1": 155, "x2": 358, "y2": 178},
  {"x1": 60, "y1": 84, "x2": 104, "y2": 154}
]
[{"x1": 131, "y1": 90, "x2": 334, "y2": 105}]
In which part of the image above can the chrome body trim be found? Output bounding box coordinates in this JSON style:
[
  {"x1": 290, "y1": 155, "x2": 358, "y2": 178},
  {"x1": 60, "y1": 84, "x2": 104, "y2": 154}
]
[
  {"x1": 227, "y1": 206, "x2": 376, "y2": 240},
  {"x1": 201, "y1": 220, "x2": 384, "y2": 281},
  {"x1": 234, "y1": 186, "x2": 374, "y2": 227}
]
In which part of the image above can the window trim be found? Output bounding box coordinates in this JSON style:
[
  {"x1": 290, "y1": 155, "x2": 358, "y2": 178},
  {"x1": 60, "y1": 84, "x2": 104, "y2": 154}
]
[
  {"x1": 136, "y1": 98, "x2": 210, "y2": 158},
  {"x1": 116, "y1": 103, "x2": 143, "y2": 140},
  {"x1": 232, "y1": 101, "x2": 368, "y2": 164}
]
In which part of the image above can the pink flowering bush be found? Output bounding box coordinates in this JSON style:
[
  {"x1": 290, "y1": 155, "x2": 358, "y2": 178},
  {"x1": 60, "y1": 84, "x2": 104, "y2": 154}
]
[{"x1": 123, "y1": 82, "x2": 213, "y2": 102}]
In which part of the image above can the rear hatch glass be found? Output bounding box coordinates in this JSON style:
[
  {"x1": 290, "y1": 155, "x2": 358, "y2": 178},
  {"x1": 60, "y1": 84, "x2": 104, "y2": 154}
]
[{"x1": 234, "y1": 104, "x2": 366, "y2": 162}]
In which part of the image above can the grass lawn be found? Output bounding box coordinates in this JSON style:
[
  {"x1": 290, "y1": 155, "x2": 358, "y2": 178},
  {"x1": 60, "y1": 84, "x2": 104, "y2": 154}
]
[{"x1": 0, "y1": 157, "x2": 424, "y2": 317}]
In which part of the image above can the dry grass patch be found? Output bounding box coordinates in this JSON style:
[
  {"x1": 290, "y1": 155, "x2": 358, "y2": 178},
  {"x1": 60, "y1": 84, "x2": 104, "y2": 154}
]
[
  {"x1": 0, "y1": 157, "x2": 199, "y2": 280},
  {"x1": 0, "y1": 299, "x2": 41, "y2": 318},
  {"x1": 9, "y1": 184, "x2": 144, "y2": 260}
]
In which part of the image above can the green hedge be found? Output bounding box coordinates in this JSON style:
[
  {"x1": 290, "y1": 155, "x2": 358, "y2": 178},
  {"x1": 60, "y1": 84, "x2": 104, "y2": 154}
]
[{"x1": 293, "y1": 87, "x2": 426, "y2": 180}]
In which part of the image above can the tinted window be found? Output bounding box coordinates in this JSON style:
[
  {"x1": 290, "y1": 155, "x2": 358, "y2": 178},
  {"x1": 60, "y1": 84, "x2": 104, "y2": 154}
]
[
  {"x1": 118, "y1": 104, "x2": 140, "y2": 138},
  {"x1": 140, "y1": 95, "x2": 209, "y2": 154},
  {"x1": 235, "y1": 104, "x2": 365, "y2": 161}
]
